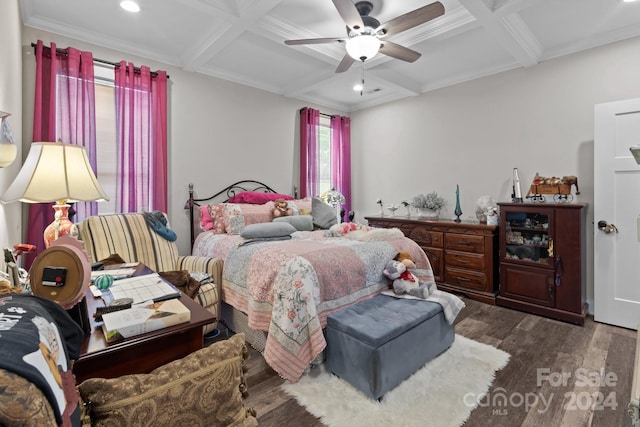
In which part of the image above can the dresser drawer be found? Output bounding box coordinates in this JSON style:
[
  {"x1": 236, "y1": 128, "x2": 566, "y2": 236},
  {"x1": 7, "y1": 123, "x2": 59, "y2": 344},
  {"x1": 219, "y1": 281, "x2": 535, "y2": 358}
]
[
  {"x1": 445, "y1": 250, "x2": 485, "y2": 270},
  {"x1": 445, "y1": 233, "x2": 484, "y2": 253},
  {"x1": 444, "y1": 267, "x2": 487, "y2": 291},
  {"x1": 408, "y1": 227, "x2": 443, "y2": 248}
]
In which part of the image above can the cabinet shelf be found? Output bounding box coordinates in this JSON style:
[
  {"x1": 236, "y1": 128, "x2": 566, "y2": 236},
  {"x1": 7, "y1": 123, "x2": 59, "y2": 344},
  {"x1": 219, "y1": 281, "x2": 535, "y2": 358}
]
[{"x1": 506, "y1": 243, "x2": 548, "y2": 249}]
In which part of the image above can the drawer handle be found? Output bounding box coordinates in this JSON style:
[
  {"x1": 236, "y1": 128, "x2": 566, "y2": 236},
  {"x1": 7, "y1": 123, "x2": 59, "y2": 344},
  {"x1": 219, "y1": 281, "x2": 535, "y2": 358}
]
[
  {"x1": 456, "y1": 259, "x2": 470, "y2": 264},
  {"x1": 457, "y1": 277, "x2": 471, "y2": 282}
]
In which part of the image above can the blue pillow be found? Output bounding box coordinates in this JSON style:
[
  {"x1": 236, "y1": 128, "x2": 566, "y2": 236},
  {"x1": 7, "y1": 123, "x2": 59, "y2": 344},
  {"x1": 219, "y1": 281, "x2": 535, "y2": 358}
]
[
  {"x1": 240, "y1": 222, "x2": 297, "y2": 239},
  {"x1": 312, "y1": 197, "x2": 338, "y2": 229},
  {"x1": 273, "y1": 215, "x2": 314, "y2": 231}
]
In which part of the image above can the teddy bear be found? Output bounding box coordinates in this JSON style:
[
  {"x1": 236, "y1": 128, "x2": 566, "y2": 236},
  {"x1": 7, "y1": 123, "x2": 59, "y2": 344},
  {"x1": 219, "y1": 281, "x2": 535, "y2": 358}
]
[
  {"x1": 394, "y1": 251, "x2": 416, "y2": 269},
  {"x1": 273, "y1": 199, "x2": 293, "y2": 217},
  {"x1": 382, "y1": 259, "x2": 430, "y2": 299}
]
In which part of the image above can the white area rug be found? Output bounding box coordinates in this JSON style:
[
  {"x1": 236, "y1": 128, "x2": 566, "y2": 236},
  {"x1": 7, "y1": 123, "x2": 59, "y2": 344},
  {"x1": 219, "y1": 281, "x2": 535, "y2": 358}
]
[{"x1": 281, "y1": 335, "x2": 510, "y2": 427}]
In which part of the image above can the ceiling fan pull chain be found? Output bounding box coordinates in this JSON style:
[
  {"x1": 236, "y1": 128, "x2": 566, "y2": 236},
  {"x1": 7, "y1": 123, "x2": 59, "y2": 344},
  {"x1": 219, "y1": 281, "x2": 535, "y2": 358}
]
[{"x1": 360, "y1": 61, "x2": 365, "y2": 96}]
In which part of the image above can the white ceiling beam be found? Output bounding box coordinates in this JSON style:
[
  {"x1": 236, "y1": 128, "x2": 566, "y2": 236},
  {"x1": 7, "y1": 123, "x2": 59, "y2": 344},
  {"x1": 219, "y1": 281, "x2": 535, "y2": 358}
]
[
  {"x1": 181, "y1": 0, "x2": 285, "y2": 71},
  {"x1": 492, "y1": 0, "x2": 547, "y2": 17},
  {"x1": 457, "y1": 0, "x2": 541, "y2": 67}
]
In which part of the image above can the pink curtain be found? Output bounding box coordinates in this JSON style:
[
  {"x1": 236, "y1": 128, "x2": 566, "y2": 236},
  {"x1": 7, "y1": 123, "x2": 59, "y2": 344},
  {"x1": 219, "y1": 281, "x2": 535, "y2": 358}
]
[
  {"x1": 57, "y1": 46, "x2": 98, "y2": 221},
  {"x1": 26, "y1": 40, "x2": 97, "y2": 267},
  {"x1": 330, "y1": 115, "x2": 352, "y2": 216},
  {"x1": 114, "y1": 62, "x2": 168, "y2": 213},
  {"x1": 299, "y1": 107, "x2": 320, "y2": 198}
]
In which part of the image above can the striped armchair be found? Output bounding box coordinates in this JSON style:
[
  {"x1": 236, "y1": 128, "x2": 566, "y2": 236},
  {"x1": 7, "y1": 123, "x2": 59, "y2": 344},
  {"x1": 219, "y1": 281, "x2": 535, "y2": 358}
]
[{"x1": 79, "y1": 212, "x2": 223, "y2": 334}]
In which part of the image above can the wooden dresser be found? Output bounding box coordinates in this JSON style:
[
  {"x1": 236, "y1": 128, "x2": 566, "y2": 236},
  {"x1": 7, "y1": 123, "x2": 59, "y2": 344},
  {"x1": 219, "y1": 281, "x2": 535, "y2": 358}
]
[{"x1": 365, "y1": 216, "x2": 498, "y2": 304}]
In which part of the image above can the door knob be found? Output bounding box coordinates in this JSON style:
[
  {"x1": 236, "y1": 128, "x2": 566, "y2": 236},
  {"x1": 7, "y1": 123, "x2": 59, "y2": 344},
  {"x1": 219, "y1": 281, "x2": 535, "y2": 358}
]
[{"x1": 597, "y1": 220, "x2": 618, "y2": 234}]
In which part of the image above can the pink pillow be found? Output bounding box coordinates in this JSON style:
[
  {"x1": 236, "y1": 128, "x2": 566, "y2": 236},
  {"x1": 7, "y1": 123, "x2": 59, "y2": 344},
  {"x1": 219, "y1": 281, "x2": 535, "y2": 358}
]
[
  {"x1": 208, "y1": 204, "x2": 227, "y2": 234},
  {"x1": 227, "y1": 191, "x2": 293, "y2": 205},
  {"x1": 200, "y1": 205, "x2": 214, "y2": 231},
  {"x1": 222, "y1": 202, "x2": 276, "y2": 234}
]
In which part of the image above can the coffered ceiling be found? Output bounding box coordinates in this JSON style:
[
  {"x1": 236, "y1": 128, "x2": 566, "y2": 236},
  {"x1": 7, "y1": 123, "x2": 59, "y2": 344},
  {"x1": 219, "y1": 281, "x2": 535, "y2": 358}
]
[{"x1": 20, "y1": 0, "x2": 640, "y2": 112}]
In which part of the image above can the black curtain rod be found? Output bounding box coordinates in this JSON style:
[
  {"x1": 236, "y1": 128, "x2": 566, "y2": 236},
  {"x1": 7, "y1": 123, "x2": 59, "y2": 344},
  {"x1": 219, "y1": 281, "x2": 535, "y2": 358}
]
[
  {"x1": 30, "y1": 42, "x2": 170, "y2": 79},
  {"x1": 300, "y1": 108, "x2": 337, "y2": 118}
]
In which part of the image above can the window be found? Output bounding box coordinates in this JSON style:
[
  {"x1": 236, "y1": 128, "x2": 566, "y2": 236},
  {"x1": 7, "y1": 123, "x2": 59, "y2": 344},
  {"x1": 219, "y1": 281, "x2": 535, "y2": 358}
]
[
  {"x1": 94, "y1": 79, "x2": 116, "y2": 214},
  {"x1": 299, "y1": 107, "x2": 351, "y2": 215},
  {"x1": 318, "y1": 116, "x2": 332, "y2": 196}
]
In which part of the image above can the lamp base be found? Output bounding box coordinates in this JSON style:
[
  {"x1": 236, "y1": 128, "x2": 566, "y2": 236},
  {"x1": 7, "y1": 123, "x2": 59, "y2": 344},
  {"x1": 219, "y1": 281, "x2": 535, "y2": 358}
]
[{"x1": 43, "y1": 203, "x2": 74, "y2": 248}]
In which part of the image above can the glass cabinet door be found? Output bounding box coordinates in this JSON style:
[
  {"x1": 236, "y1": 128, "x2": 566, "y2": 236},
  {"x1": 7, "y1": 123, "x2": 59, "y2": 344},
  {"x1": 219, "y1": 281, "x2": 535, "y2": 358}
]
[{"x1": 501, "y1": 208, "x2": 554, "y2": 268}]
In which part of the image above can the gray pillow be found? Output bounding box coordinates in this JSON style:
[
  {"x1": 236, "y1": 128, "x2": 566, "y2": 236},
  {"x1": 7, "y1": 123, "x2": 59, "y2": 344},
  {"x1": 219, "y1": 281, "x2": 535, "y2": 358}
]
[
  {"x1": 312, "y1": 197, "x2": 338, "y2": 229},
  {"x1": 240, "y1": 221, "x2": 296, "y2": 239},
  {"x1": 273, "y1": 215, "x2": 314, "y2": 231}
]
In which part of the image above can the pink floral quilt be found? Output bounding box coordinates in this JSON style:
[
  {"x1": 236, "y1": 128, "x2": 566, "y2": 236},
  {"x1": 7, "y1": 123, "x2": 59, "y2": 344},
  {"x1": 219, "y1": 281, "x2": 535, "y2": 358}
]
[{"x1": 192, "y1": 228, "x2": 432, "y2": 382}]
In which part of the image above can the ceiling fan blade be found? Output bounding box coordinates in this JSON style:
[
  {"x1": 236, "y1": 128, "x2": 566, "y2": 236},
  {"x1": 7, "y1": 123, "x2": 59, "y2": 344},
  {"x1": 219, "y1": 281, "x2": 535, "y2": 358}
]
[
  {"x1": 332, "y1": 0, "x2": 365, "y2": 31},
  {"x1": 379, "y1": 41, "x2": 421, "y2": 62},
  {"x1": 335, "y1": 53, "x2": 356, "y2": 73},
  {"x1": 285, "y1": 37, "x2": 345, "y2": 45},
  {"x1": 376, "y1": 1, "x2": 445, "y2": 37}
]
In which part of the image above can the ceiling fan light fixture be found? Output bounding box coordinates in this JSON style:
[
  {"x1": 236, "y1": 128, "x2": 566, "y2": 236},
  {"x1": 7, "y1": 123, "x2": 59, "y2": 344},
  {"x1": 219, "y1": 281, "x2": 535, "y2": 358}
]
[
  {"x1": 120, "y1": 0, "x2": 140, "y2": 13},
  {"x1": 345, "y1": 35, "x2": 380, "y2": 61}
]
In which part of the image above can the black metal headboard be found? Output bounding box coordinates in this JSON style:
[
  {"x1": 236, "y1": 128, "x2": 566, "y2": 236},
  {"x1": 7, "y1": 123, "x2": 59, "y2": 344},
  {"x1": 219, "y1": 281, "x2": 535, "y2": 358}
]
[{"x1": 186, "y1": 180, "x2": 280, "y2": 248}]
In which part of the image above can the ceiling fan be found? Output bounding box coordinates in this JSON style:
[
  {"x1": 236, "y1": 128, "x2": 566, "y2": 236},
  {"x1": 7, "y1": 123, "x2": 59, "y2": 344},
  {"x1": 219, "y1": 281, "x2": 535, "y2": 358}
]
[{"x1": 284, "y1": 0, "x2": 445, "y2": 73}]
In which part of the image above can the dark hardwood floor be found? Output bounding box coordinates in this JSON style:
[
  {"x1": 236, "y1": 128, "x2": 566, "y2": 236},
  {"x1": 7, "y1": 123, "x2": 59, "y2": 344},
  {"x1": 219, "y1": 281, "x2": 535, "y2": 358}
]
[{"x1": 211, "y1": 298, "x2": 636, "y2": 427}]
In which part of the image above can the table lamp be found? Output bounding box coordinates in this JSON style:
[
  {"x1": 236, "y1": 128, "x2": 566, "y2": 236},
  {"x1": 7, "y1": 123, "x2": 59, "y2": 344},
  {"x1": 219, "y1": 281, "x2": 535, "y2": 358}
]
[
  {"x1": 1, "y1": 142, "x2": 109, "y2": 248},
  {"x1": 323, "y1": 188, "x2": 346, "y2": 224},
  {"x1": 0, "y1": 111, "x2": 17, "y2": 167}
]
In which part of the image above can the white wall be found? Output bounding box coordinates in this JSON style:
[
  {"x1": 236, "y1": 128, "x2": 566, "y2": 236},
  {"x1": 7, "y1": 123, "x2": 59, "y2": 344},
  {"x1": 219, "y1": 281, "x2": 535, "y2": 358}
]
[
  {"x1": 0, "y1": 0, "x2": 23, "y2": 270},
  {"x1": 350, "y1": 35, "x2": 640, "y2": 309}
]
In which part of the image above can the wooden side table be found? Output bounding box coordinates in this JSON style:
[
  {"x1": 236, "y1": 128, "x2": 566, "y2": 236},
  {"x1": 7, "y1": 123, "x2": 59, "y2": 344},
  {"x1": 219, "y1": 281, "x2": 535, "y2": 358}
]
[{"x1": 72, "y1": 270, "x2": 216, "y2": 383}]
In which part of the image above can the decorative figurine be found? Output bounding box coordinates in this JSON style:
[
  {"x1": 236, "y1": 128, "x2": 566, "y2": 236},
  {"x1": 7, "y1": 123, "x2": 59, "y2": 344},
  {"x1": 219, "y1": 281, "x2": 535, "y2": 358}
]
[{"x1": 401, "y1": 200, "x2": 411, "y2": 217}]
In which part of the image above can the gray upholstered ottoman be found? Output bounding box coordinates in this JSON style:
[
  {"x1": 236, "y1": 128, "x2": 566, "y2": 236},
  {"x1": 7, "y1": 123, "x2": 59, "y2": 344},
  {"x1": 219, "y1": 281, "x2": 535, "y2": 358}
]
[{"x1": 325, "y1": 294, "x2": 454, "y2": 400}]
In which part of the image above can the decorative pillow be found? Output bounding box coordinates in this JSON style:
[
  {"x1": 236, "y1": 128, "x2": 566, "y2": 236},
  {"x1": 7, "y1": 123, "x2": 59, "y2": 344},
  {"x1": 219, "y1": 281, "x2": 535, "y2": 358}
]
[
  {"x1": 78, "y1": 333, "x2": 258, "y2": 427},
  {"x1": 227, "y1": 191, "x2": 293, "y2": 204},
  {"x1": 312, "y1": 197, "x2": 338, "y2": 229},
  {"x1": 241, "y1": 221, "x2": 297, "y2": 239},
  {"x1": 222, "y1": 202, "x2": 275, "y2": 235},
  {"x1": 273, "y1": 215, "x2": 314, "y2": 231},
  {"x1": 288, "y1": 197, "x2": 313, "y2": 216},
  {"x1": 207, "y1": 204, "x2": 226, "y2": 234},
  {"x1": 199, "y1": 205, "x2": 213, "y2": 231}
]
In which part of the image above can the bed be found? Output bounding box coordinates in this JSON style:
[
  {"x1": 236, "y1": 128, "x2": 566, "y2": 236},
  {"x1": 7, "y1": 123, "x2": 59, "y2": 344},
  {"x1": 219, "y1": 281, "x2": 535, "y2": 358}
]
[{"x1": 187, "y1": 181, "x2": 434, "y2": 382}]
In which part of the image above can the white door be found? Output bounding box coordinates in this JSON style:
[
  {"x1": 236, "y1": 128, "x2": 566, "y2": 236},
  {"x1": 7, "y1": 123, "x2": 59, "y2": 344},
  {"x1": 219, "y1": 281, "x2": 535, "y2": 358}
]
[{"x1": 594, "y1": 98, "x2": 640, "y2": 330}]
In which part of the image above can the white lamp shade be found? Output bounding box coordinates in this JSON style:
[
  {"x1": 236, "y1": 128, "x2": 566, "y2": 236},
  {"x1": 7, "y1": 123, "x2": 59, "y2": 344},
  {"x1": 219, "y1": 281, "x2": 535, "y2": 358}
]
[
  {"x1": 1, "y1": 142, "x2": 109, "y2": 203},
  {"x1": 345, "y1": 35, "x2": 380, "y2": 61}
]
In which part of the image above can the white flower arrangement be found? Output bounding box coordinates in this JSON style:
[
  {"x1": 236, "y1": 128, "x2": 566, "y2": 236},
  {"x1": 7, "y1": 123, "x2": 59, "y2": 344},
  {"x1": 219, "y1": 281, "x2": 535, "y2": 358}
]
[{"x1": 412, "y1": 192, "x2": 446, "y2": 210}]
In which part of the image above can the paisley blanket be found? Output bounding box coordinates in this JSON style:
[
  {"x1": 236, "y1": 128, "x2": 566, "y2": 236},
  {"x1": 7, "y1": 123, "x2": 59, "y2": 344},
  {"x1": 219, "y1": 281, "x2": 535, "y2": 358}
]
[{"x1": 193, "y1": 229, "x2": 433, "y2": 382}]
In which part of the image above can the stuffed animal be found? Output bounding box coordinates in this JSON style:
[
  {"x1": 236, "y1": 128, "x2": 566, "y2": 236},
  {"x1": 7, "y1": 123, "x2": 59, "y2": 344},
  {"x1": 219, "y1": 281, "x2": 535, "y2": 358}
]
[
  {"x1": 394, "y1": 251, "x2": 416, "y2": 269},
  {"x1": 273, "y1": 199, "x2": 293, "y2": 217},
  {"x1": 383, "y1": 259, "x2": 430, "y2": 299}
]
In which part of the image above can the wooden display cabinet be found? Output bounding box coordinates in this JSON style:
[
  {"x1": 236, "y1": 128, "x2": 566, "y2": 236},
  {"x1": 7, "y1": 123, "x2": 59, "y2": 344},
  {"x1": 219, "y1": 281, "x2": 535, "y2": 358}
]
[
  {"x1": 365, "y1": 216, "x2": 498, "y2": 304},
  {"x1": 497, "y1": 203, "x2": 586, "y2": 325}
]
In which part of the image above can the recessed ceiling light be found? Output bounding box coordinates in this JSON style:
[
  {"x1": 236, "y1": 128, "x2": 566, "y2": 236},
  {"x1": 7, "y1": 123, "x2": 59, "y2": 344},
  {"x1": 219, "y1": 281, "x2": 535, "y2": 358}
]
[
  {"x1": 120, "y1": 1, "x2": 140, "y2": 13},
  {"x1": 623, "y1": 0, "x2": 638, "y2": 3},
  {"x1": 353, "y1": 83, "x2": 364, "y2": 91}
]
